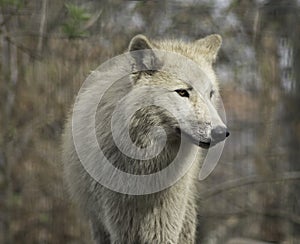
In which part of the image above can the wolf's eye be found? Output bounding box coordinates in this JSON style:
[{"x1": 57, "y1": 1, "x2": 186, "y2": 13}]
[
  {"x1": 175, "y1": 89, "x2": 189, "y2": 98},
  {"x1": 210, "y1": 90, "x2": 215, "y2": 99}
]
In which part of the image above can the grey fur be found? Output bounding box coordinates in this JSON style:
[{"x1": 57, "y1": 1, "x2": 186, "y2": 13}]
[{"x1": 62, "y1": 34, "x2": 224, "y2": 244}]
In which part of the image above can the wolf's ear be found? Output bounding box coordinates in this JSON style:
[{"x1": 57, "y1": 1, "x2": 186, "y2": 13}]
[
  {"x1": 195, "y1": 34, "x2": 222, "y2": 63},
  {"x1": 129, "y1": 34, "x2": 153, "y2": 51},
  {"x1": 128, "y1": 35, "x2": 161, "y2": 75}
]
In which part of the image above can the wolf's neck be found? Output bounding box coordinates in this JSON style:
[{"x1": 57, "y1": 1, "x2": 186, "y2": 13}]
[
  {"x1": 128, "y1": 106, "x2": 177, "y2": 148},
  {"x1": 112, "y1": 120, "x2": 181, "y2": 174}
]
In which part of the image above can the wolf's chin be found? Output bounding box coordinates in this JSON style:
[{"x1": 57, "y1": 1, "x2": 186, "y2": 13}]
[{"x1": 175, "y1": 127, "x2": 211, "y2": 149}]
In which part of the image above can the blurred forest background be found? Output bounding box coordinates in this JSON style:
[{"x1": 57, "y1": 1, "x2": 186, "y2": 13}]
[{"x1": 0, "y1": 0, "x2": 300, "y2": 243}]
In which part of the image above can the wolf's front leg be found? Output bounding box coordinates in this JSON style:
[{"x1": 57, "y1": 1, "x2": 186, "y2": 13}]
[
  {"x1": 107, "y1": 211, "x2": 184, "y2": 244},
  {"x1": 136, "y1": 210, "x2": 186, "y2": 244},
  {"x1": 177, "y1": 197, "x2": 197, "y2": 244},
  {"x1": 109, "y1": 222, "x2": 180, "y2": 244},
  {"x1": 90, "y1": 218, "x2": 111, "y2": 244}
]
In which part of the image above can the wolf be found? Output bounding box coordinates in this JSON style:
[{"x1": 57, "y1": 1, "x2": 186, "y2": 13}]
[{"x1": 62, "y1": 34, "x2": 229, "y2": 244}]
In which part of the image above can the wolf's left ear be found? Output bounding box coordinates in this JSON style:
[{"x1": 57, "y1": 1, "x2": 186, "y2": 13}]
[
  {"x1": 195, "y1": 34, "x2": 222, "y2": 63},
  {"x1": 129, "y1": 34, "x2": 153, "y2": 52},
  {"x1": 128, "y1": 34, "x2": 161, "y2": 74}
]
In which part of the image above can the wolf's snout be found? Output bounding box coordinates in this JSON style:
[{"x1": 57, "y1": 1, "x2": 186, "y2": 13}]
[{"x1": 211, "y1": 126, "x2": 230, "y2": 143}]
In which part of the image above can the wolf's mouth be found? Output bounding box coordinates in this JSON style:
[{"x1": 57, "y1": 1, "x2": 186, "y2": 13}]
[
  {"x1": 175, "y1": 128, "x2": 211, "y2": 149},
  {"x1": 198, "y1": 141, "x2": 211, "y2": 149}
]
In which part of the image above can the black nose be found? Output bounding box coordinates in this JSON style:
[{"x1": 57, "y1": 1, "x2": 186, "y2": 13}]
[{"x1": 211, "y1": 126, "x2": 230, "y2": 143}]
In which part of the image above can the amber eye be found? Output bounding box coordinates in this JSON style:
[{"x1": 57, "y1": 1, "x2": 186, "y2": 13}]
[{"x1": 175, "y1": 89, "x2": 189, "y2": 98}]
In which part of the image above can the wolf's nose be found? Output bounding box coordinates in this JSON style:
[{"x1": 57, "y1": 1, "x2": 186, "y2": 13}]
[{"x1": 211, "y1": 126, "x2": 230, "y2": 142}]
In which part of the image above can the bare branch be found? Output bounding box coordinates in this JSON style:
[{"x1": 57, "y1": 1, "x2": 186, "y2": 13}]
[
  {"x1": 201, "y1": 208, "x2": 300, "y2": 226},
  {"x1": 83, "y1": 10, "x2": 102, "y2": 30},
  {"x1": 4, "y1": 34, "x2": 41, "y2": 60},
  {"x1": 199, "y1": 172, "x2": 300, "y2": 200},
  {"x1": 37, "y1": 0, "x2": 48, "y2": 54}
]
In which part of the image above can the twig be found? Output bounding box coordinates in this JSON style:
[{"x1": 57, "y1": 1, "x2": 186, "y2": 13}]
[
  {"x1": 199, "y1": 171, "x2": 300, "y2": 200},
  {"x1": 83, "y1": 10, "x2": 102, "y2": 30},
  {"x1": 4, "y1": 34, "x2": 41, "y2": 60},
  {"x1": 200, "y1": 208, "x2": 300, "y2": 225},
  {"x1": 37, "y1": 0, "x2": 47, "y2": 54}
]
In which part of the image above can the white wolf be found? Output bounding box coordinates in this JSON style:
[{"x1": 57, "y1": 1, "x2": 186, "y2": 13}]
[{"x1": 62, "y1": 34, "x2": 229, "y2": 244}]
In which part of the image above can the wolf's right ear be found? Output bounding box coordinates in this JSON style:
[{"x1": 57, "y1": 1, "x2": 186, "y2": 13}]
[
  {"x1": 128, "y1": 35, "x2": 161, "y2": 76},
  {"x1": 195, "y1": 34, "x2": 222, "y2": 63}
]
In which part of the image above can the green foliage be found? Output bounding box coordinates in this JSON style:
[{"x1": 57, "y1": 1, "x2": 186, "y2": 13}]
[
  {"x1": 0, "y1": 0, "x2": 23, "y2": 8},
  {"x1": 7, "y1": 192, "x2": 22, "y2": 207},
  {"x1": 62, "y1": 3, "x2": 91, "y2": 39}
]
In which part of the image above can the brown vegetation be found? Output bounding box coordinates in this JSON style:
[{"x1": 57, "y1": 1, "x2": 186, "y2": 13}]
[{"x1": 0, "y1": 1, "x2": 299, "y2": 243}]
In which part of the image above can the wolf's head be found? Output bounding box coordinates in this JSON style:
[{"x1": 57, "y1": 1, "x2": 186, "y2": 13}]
[{"x1": 127, "y1": 34, "x2": 229, "y2": 149}]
